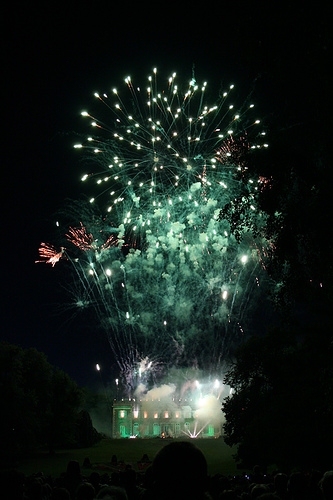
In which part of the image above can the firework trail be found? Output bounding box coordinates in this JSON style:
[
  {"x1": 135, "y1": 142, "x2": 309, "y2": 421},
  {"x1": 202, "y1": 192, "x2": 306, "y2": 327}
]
[{"x1": 37, "y1": 68, "x2": 271, "y2": 394}]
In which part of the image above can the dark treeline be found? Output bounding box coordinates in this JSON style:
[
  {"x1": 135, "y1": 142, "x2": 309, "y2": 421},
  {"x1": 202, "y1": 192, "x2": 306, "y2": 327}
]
[
  {"x1": 0, "y1": 342, "x2": 101, "y2": 466},
  {"x1": 223, "y1": 324, "x2": 333, "y2": 471}
]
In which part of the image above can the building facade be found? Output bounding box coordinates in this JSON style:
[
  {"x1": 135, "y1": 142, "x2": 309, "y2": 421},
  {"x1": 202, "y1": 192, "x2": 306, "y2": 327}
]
[{"x1": 112, "y1": 397, "x2": 222, "y2": 438}]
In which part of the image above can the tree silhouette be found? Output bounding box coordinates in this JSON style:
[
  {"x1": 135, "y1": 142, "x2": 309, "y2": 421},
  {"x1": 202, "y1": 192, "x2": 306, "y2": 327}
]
[
  {"x1": 222, "y1": 326, "x2": 333, "y2": 470},
  {"x1": 0, "y1": 342, "x2": 87, "y2": 461}
]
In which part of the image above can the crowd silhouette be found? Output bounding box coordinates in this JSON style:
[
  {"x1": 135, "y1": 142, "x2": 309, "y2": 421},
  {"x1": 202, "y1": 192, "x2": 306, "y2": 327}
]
[{"x1": 1, "y1": 442, "x2": 332, "y2": 500}]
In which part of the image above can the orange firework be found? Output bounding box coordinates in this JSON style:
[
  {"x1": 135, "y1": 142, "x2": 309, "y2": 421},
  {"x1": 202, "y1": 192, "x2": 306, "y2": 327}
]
[{"x1": 35, "y1": 243, "x2": 65, "y2": 267}]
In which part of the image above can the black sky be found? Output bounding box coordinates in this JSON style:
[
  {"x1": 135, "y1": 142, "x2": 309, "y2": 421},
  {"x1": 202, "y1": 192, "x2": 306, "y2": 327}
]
[{"x1": 2, "y1": 3, "x2": 332, "y2": 388}]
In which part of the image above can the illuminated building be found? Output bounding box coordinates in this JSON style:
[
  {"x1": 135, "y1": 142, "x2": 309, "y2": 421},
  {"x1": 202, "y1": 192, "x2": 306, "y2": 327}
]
[{"x1": 112, "y1": 396, "x2": 222, "y2": 438}]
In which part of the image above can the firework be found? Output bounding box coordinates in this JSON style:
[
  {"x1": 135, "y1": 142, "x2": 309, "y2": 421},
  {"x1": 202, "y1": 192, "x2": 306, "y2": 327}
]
[
  {"x1": 37, "y1": 68, "x2": 271, "y2": 395},
  {"x1": 35, "y1": 243, "x2": 65, "y2": 267},
  {"x1": 75, "y1": 69, "x2": 267, "y2": 212}
]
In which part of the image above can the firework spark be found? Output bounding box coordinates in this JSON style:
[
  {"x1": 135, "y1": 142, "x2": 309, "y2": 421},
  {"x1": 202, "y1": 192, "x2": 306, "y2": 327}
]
[{"x1": 75, "y1": 69, "x2": 268, "y2": 214}]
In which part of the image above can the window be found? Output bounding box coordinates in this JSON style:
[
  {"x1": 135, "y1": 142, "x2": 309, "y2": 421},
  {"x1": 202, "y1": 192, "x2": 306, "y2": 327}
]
[
  {"x1": 183, "y1": 408, "x2": 191, "y2": 418},
  {"x1": 163, "y1": 424, "x2": 173, "y2": 436},
  {"x1": 119, "y1": 410, "x2": 127, "y2": 418},
  {"x1": 153, "y1": 423, "x2": 160, "y2": 436},
  {"x1": 120, "y1": 425, "x2": 127, "y2": 437},
  {"x1": 164, "y1": 411, "x2": 169, "y2": 418},
  {"x1": 133, "y1": 423, "x2": 139, "y2": 436}
]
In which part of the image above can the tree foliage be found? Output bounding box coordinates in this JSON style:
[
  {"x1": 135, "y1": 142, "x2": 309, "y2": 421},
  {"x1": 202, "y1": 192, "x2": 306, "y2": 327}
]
[
  {"x1": 222, "y1": 326, "x2": 333, "y2": 471},
  {"x1": 0, "y1": 342, "x2": 99, "y2": 463},
  {"x1": 220, "y1": 93, "x2": 333, "y2": 471}
]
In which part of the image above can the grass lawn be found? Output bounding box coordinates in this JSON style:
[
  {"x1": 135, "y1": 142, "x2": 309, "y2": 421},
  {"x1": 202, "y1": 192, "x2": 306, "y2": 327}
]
[{"x1": 16, "y1": 437, "x2": 240, "y2": 478}]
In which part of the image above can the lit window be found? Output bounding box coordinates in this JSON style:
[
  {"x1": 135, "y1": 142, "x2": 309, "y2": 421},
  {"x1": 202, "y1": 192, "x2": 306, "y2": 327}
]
[
  {"x1": 133, "y1": 410, "x2": 139, "y2": 418},
  {"x1": 154, "y1": 412, "x2": 158, "y2": 419},
  {"x1": 175, "y1": 412, "x2": 180, "y2": 418},
  {"x1": 144, "y1": 411, "x2": 148, "y2": 419},
  {"x1": 164, "y1": 411, "x2": 169, "y2": 418},
  {"x1": 119, "y1": 410, "x2": 127, "y2": 418}
]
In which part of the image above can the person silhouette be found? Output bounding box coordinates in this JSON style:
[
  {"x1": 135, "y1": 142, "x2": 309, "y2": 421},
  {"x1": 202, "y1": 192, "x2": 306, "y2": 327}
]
[
  {"x1": 142, "y1": 440, "x2": 211, "y2": 499},
  {"x1": 320, "y1": 471, "x2": 333, "y2": 500}
]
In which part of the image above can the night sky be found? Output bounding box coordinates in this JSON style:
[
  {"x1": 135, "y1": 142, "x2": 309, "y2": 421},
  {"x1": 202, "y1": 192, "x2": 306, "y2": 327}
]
[{"x1": 2, "y1": 4, "x2": 331, "y2": 389}]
